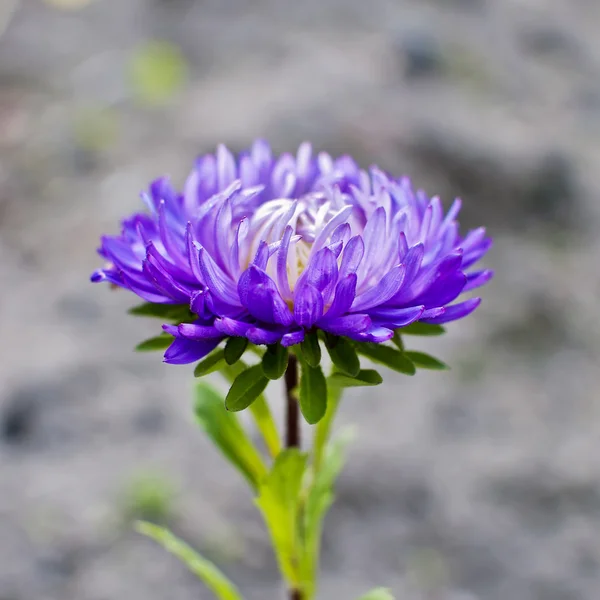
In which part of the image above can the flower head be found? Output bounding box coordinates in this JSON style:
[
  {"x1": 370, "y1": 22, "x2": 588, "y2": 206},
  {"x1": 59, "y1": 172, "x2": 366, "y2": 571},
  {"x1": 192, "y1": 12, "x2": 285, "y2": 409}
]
[{"x1": 92, "y1": 140, "x2": 492, "y2": 364}]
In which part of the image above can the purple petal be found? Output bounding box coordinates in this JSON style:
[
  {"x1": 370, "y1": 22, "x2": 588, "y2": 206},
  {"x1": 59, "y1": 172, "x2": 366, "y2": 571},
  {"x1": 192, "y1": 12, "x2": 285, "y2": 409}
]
[
  {"x1": 186, "y1": 224, "x2": 204, "y2": 283},
  {"x1": 311, "y1": 205, "x2": 354, "y2": 254},
  {"x1": 297, "y1": 247, "x2": 338, "y2": 294},
  {"x1": 197, "y1": 247, "x2": 241, "y2": 306},
  {"x1": 216, "y1": 144, "x2": 237, "y2": 189},
  {"x1": 101, "y1": 237, "x2": 143, "y2": 271},
  {"x1": 321, "y1": 314, "x2": 372, "y2": 336},
  {"x1": 294, "y1": 283, "x2": 324, "y2": 328},
  {"x1": 462, "y1": 238, "x2": 493, "y2": 269},
  {"x1": 238, "y1": 266, "x2": 294, "y2": 326},
  {"x1": 464, "y1": 269, "x2": 494, "y2": 292},
  {"x1": 277, "y1": 226, "x2": 294, "y2": 301},
  {"x1": 352, "y1": 326, "x2": 394, "y2": 343},
  {"x1": 163, "y1": 338, "x2": 221, "y2": 365},
  {"x1": 323, "y1": 274, "x2": 357, "y2": 319},
  {"x1": 190, "y1": 289, "x2": 207, "y2": 316},
  {"x1": 351, "y1": 265, "x2": 406, "y2": 312},
  {"x1": 338, "y1": 235, "x2": 365, "y2": 279},
  {"x1": 421, "y1": 307, "x2": 445, "y2": 319},
  {"x1": 252, "y1": 241, "x2": 270, "y2": 271},
  {"x1": 214, "y1": 317, "x2": 252, "y2": 337},
  {"x1": 246, "y1": 327, "x2": 283, "y2": 345},
  {"x1": 178, "y1": 322, "x2": 223, "y2": 340},
  {"x1": 120, "y1": 270, "x2": 171, "y2": 303},
  {"x1": 369, "y1": 305, "x2": 425, "y2": 328},
  {"x1": 401, "y1": 243, "x2": 425, "y2": 285},
  {"x1": 413, "y1": 271, "x2": 467, "y2": 308},
  {"x1": 142, "y1": 258, "x2": 191, "y2": 303},
  {"x1": 421, "y1": 298, "x2": 482, "y2": 324},
  {"x1": 281, "y1": 330, "x2": 305, "y2": 347}
]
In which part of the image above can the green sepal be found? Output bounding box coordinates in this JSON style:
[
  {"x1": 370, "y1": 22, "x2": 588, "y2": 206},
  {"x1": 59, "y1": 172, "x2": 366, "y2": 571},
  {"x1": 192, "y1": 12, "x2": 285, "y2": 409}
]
[
  {"x1": 329, "y1": 369, "x2": 383, "y2": 388},
  {"x1": 299, "y1": 361, "x2": 328, "y2": 424},
  {"x1": 225, "y1": 364, "x2": 269, "y2": 412},
  {"x1": 194, "y1": 349, "x2": 226, "y2": 378},
  {"x1": 128, "y1": 302, "x2": 194, "y2": 322},
  {"x1": 404, "y1": 350, "x2": 449, "y2": 370},
  {"x1": 261, "y1": 344, "x2": 289, "y2": 380},
  {"x1": 254, "y1": 450, "x2": 309, "y2": 587},
  {"x1": 135, "y1": 333, "x2": 173, "y2": 352},
  {"x1": 400, "y1": 322, "x2": 446, "y2": 336},
  {"x1": 324, "y1": 336, "x2": 360, "y2": 377},
  {"x1": 194, "y1": 382, "x2": 267, "y2": 489},
  {"x1": 354, "y1": 342, "x2": 416, "y2": 376},
  {"x1": 356, "y1": 588, "x2": 395, "y2": 600},
  {"x1": 300, "y1": 331, "x2": 321, "y2": 368},
  {"x1": 391, "y1": 330, "x2": 404, "y2": 351},
  {"x1": 136, "y1": 521, "x2": 244, "y2": 600},
  {"x1": 224, "y1": 337, "x2": 248, "y2": 366},
  {"x1": 222, "y1": 361, "x2": 281, "y2": 458}
]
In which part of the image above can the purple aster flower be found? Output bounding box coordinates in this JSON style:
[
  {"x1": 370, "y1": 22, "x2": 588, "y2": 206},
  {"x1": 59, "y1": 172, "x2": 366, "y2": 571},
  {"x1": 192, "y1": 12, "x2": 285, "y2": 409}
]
[{"x1": 91, "y1": 140, "x2": 492, "y2": 365}]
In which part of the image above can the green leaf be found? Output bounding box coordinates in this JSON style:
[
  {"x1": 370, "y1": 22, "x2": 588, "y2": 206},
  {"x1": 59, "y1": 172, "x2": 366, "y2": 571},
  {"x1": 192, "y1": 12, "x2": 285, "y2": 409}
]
[
  {"x1": 356, "y1": 588, "x2": 395, "y2": 600},
  {"x1": 299, "y1": 362, "x2": 328, "y2": 424},
  {"x1": 194, "y1": 349, "x2": 226, "y2": 378},
  {"x1": 255, "y1": 450, "x2": 308, "y2": 587},
  {"x1": 222, "y1": 361, "x2": 281, "y2": 458},
  {"x1": 225, "y1": 364, "x2": 269, "y2": 412},
  {"x1": 261, "y1": 344, "x2": 289, "y2": 380},
  {"x1": 354, "y1": 343, "x2": 416, "y2": 376},
  {"x1": 136, "y1": 522, "x2": 243, "y2": 600},
  {"x1": 129, "y1": 41, "x2": 188, "y2": 107},
  {"x1": 328, "y1": 369, "x2": 383, "y2": 388},
  {"x1": 224, "y1": 337, "x2": 248, "y2": 366},
  {"x1": 404, "y1": 351, "x2": 449, "y2": 370},
  {"x1": 391, "y1": 330, "x2": 404, "y2": 351},
  {"x1": 128, "y1": 302, "x2": 194, "y2": 322},
  {"x1": 135, "y1": 333, "x2": 173, "y2": 352},
  {"x1": 300, "y1": 331, "x2": 321, "y2": 368},
  {"x1": 325, "y1": 336, "x2": 360, "y2": 377},
  {"x1": 300, "y1": 431, "x2": 353, "y2": 597},
  {"x1": 195, "y1": 382, "x2": 267, "y2": 489},
  {"x1": 401, "y1": 322, "x2": 446, "y2": 336},
  {"x1": 313, "y1": 382, "x2": 342, "y2": 475}
]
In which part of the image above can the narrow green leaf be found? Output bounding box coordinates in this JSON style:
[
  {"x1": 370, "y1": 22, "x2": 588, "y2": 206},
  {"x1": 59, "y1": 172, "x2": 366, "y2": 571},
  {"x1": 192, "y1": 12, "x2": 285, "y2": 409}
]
[
  {"x1": 128, "y1": 302, "x2": 193, "y2": 322},
  {"x1": 300, "y1": 331, "x2": 321, "y2": 367},
  {"x1": 404, "y1": 351, "x2": 449, "y2": 370},
  {"x1": 194, "y1": 349, "x2": 226, "y2": 378},
  {"x1": 325, "y1": 336, "x2": 360, "y2": 377},
  {"x1": 222, "y1": 361, "x2": 281, "y2": 458},
  {"x1": 356, "y1": 588, "x2": 395, "y2": 600},
  {"x1": 300, "y1": 431, "x2": 354, "y2": 597},
  {"x1": 255, "y1": 450, "x2": 308, "y2": 587},
  {"x1": 354, "y1": 342, "x2": 416, "y2": 376},
  {"x1": 195, "y1": 382, "x2": 267, "y2": 489},
  {"x1": 224, "y1": 337, "x2": 248, "y2": 366},
  {"x1": 135, "y1": 333, "x2": 173, "y2": 352},
  {"x1": 261, "y1": 344, "x2": 289, "y2": 380},
  {"x1": 313, "y1": 383, "x2": 342, "y2": 475},
  {"x1": 401, "y1": 322, "x2": 446, "y2": 336},
  {"x1": 329, "y1": 369, "x2": 383, "y2": 388},
  {"x1": 136, "y1": 521, "x2": 243, "y2": 600},
  {"x1": 225, "y1": 365, "x2": 269, "y2": 412},
  {"x1": 299, "y1": 362, "x2": 328, "y2": 424}
]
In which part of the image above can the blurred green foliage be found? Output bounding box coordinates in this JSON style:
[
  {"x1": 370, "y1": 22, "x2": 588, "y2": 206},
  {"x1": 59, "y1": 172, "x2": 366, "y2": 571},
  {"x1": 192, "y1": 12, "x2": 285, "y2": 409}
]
[
  {"x1": 129, "y1": 41, "x2": 188, "y2": 107},
  {"x1": 120, "y1": 471, "x2": 177, "y2": 524}
]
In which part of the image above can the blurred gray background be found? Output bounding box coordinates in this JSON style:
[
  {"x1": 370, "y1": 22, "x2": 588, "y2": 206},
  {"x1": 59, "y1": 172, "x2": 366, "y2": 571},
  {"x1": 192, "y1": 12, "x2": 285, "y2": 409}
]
[{"x1": 1, "y1": 1, "x2": 600, "y2": 599}]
